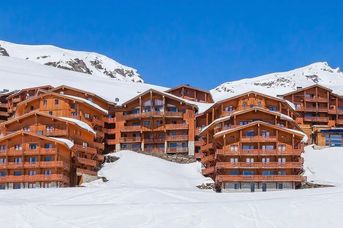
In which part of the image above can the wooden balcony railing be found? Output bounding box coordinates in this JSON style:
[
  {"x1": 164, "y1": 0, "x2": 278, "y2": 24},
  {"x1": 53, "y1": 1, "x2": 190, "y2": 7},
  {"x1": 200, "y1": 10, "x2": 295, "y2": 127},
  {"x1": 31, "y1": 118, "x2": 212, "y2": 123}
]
[
  {"x1": 337, "y1": 119, "x2": 343, "y2": 125},
  {"x1": 76, "y1": 168, "x2": 97, "y2": 176},
  {"x1": 0, "y1": 111, "x2": 9, "y2": 117},
  {"x1": 96, "y1": 154, "x2": 105, "y2": 162},
  {"x1": 304, "y1": 116, "x2": 329, "y2": 122},
  {"x1": 106, "y1": 139, "x2": 116, "y2": 145},
  {"x1": 165, "y1": 111, "x2": 183, "y2": 117},
  {"x1": 92, "y1": 118, "x2": 104, "y2": 127},
  {"x1": 96, "y1": 131, "x2": 105, "y2": 139},
  {"x1": 201, "y1": 143, "x2": 213, "y2": 152},
  {"x1": 0, "y1": 103, "x2": 8, "y2": 109},
  {"x1": 94, "y1": 142, "x2": 105, "y2": 150},
  {"x1": 216, "y1": 175, "x2": 306, "y2": 182},
  {"x1": 202, "y1": 166, "x2": 215, "y2": 175},
  {"x1": 215, "y1": 161, "x2": 303, "y2": 170},
  {"x1": 73, "y1": 145, "x2": 97, "y2": 154},
  {"x1": 104, "y1": 128, "x2": 116, "y2": 134},
  {"x1": 241, "y1": 136, "x2": 277, "y2": 142},
  {"x1": 166, "y1": 147, "x2": 189, "y2": 153},
  {"x1": 123, "y1": 113, "x2": 141, "y2": 120},
  {"x1": 104, "y1": 117, "x2": 116, "y2": 123},
  {"x1": 0, "y1": 174, "x2": 70, "y2": 184},
  {"x1": 45, "y1": 129, "x2": 68, "y2": 137},
  {"x1": 12, "y1": 97, "x2": 21, "y2": 103},
  {"x1": 76, "y1": 157, "x2": 97, "y2": 167},
  {"x1": 121, "y1": 125, "x2": 141, "y2": 132},
  {"x1": 201, "y1": 154, "x2": 215, "y2": 163},
  {"x1": 120, "y1": 137, "x2": 141, "y2": 143},
  {"x1": 165, "y1": 124, "x2": 189, "y2": 130},
  {"x1": 165, "y1": 135, "x2": 188, "y2": 141},
  {"x1": 144, "y1": 138, "x2": 165, "y2": 144},
  {"x1": 216, "y1": 148, "x2": 303, "y2": 156},
  {"x1": 304, "y1": 96, "x2": 328, "y2": 102}
]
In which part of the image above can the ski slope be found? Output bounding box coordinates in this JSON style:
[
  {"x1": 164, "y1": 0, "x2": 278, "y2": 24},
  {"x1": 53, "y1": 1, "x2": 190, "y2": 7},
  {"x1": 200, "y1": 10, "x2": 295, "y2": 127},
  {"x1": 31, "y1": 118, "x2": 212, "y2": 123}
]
[{"x1": 0, "y1": 147, "x2": 342, "y2": 228}]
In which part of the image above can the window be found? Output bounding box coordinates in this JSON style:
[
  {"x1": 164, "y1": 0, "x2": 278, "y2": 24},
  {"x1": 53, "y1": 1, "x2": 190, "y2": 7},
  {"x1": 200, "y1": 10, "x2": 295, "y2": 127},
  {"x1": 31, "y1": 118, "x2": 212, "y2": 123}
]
[
  {"x1": 143, "y1": 121, "x2": 150, "y2": 126},
  {"x1": 240, "y1": 121, "x2": 249, "y2": 126},
  {"x1": 44, "y1": 170, "x2": 52, "y2": 175},
  {"x1": 242, "y1": 170, "x2": 254, "y2": 175},
  {"x1": 242, "y1": 102, "x2": 247, "y2": 108},
  {"x1": 0, "y1": 158, "x2": 5, "y2": 164},
  {"x1": 43, "y1": 99, "x2": 47, "y2": 106},
  {"x1": 0, "y1": 171, "x2": 6, "y2": 177},
  {"x1": 262, "y1": 157, "x2": 270, "y2": 163},
  {"x1": 28, "y1": 170, "x2": 36, "y2": 176},
  {"x1": 278, "y1": 170, "x2": 286, "y2": 175},
  {"x1": 261, "y1": 130, "x2": 270, "y2": 137},
  {"x1": 29, "y1": 144, "x2": 37, "y2": 150},
  {"x1": 230, "y1": 145, "x2": 238, "y2": 152},
  {"x1": 85, "y1": 113, "x2": 90, "y2": 119},
  {"x1": 13, "y1": 184, "x2": 21, "y2": 189},
  {"x1": 278, "y1": 144, "x2": 286, "y2": 152},
  {"x1": 72, "y1": 111, "x2": 78, "y2": 116},
  {"x1": 242, "y1": 144, "x2": 255, "y2": 150},
  {"x1": 230, "y1": 158, "x2": 238, "y2": 163},
  {"x1": 44, "y1": 143, "x2": 52, "y2": 149},
  {"x1": 245, "y1": 130, "x2": 255, "y2": 137},
  {"x1": 70, "y1": 103, "x2": 76, "y2": 109},
  {"x1": 0, "y1": 184, "x2": 5, "y2": 190},
  {"x1": 23, "y1": 126, "x2": 30, "y2": 132},
  {"x1": 257, "y1": 101, "x2": 262, "y2": 107},
  {"x1": 278, "y1": 157, "x2": 286, "y2": 163},
  {"x1": 0, "y1": 145, "x2": 6, "y2": 151},
  {"x1": 269, "y1": 106, "x2": 277, "y2": 111},
  {"x1": 29, "y1": 157, "x2": 37, "y2": 163},
  {"x1": 48, "y1": 111, "x2": 53, "y2": 115},
  {"x1": 13, "y1": 171, "x2": 22, "y2": 176},
  {"x1": 225, "y1": 106, "x2": 234, "y2": 112},
  {"x1": 82, "y1": 142, "x2": 88, "y2": 148},
  {"x1": 262, "y1": 145, "x2": 274, "y2": 151},
  {"x1": 14, "y1": 144, "x2": 22, "y2": 150},
  {"x1": 230, "y1": 170, "x2": 239, "y2": 175},
  {"x1": 14, "y1": 157, "x2": 22, "y2": 163},
  {"x1": 44, "y1": 156, "x2": 52, "y2": 162},
  {"x1": 262, "y1": 170, "x2": 274, "y2": 176},
  {"x1": 246, "y1": 158, "x2": 254, "y2": 163},
  {"x1": 54, "y1": 99, "x2": 59, "y2": 105},
  {"x1": 325, "y1": 134, "x2": 343, "y2": 147},
  {"x1": 30, "y1": 105, "x2": 34, "y2": 111}
]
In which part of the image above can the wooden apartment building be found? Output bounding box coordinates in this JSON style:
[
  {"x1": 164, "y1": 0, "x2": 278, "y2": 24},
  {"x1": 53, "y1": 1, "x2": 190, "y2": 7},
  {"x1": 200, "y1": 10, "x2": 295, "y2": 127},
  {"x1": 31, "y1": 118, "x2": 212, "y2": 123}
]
[
  {"x1": 282, "y1": 84, "x2": 343, "y2": 146},
  {"x1": 196, "y1": 92, "x2": 306, "y2": 192}
]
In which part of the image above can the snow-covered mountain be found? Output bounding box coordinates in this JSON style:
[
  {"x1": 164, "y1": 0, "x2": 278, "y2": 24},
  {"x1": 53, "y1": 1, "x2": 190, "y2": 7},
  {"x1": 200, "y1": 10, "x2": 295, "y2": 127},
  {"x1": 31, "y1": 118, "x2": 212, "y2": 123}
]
[
  {"x1": 0, "y1": 40, "x2": 143, "y2": 83},
  {"x1": 211, "y1": 62, "x2": 343, "y2": 102}
]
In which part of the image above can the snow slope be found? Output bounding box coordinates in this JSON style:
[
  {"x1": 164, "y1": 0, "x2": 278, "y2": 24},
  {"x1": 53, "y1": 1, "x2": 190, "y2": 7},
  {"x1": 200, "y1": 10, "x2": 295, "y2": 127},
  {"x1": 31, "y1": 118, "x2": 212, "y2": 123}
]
[
  {"x1": 0, "y1": 40, "x2": 143, "y2": 82},
  {"x1": 0, "y1": 148, "x2": 342, "y2": 228},
  {"x1": 0, "y1": 56, "x2": 166, "y2": 105},
  {"x1": 212, "y1": 62, "x2": 343, "y2": 102}
]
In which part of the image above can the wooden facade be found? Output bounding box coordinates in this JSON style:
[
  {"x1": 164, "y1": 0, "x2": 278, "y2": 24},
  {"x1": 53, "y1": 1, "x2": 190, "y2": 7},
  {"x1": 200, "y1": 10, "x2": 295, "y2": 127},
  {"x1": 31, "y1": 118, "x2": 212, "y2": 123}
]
[
  {"x1": 282, "y1": 84, "x2": 343, "y2": 146},
  {"x1": 197, "y1": 92, "x2": 306, "y2": 192},
  {"x1": 166, "y1": 85, "x2": 214, "y2": 103}
]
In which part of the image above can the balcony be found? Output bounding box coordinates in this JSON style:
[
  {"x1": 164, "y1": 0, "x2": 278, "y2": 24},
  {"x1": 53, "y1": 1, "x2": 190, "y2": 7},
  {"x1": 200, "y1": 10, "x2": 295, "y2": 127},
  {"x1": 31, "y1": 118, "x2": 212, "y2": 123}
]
[
  {"x1": 304, "y1": 116, "x2": 329, "y2": 122},
  {"x1": 195, "y1": 139, "x2": 205, "y2": 147},
  {"x1": 45, "y1": 129, "x2": 68, "y2": 137},
  {"x1": 104, "y1": 117, "x2": 116, "y2": 123},
  {"x1": 94, "y1": 142, "x2": 105, "y2": 150},
  {"x1": 241, "y1": 136, "x2": 277, "y2": 142},
  {"x1": 76, "y1": 157, "x2": 97, "y2": 167},
  {"x1": 202, "y1": 166, "x2": 215, "y2": 175},
  {"x1": 304, "y1": 96, "x2": 328, "y2": 102},
  {"x1": 106, "y1": 139, "x2": 116, "y2": 145},
  {"x1": 215, "y1": 161, "x2": 303, "y2": 170},
  {"x1": 165, "y1": 135, "x2": 188, "y2": 141},
  {"x1": 144, "y1": 148, "x2": 165, "y2": 153},
  {"x1": 0, "y1": 111, "x2": 9, "y2": 117},
  {"x1": 216, "y1": 175, "x2": 306, "y2": 182},
  {"x1": 121, "y1": 125, "x2": 141, "y2": 132},
  {"x1": 0, "y1": 174, "x2": 70, "y2": 184},
  {"x1": 166, "y1": 147, "x2": 189, "y2": 153},
  {"x1": 0, "y1": 103, "x2": 7, "y2": 109},
  {"x1": 73, "y1": 145, "x2": 97, "y2": 154},
  {"x1": 76, "y1": 168, "x2": 97, "y2": 176},
  {"x1": 104, "y1": 128, "x2": 116, "y2": 134},
  {"x1": 201, "y1": 143, "x2": 213, "y2": 152},
  {"x1": 144, "y1": 138, "x2": 165, "y2": 144},
  {"x1": 165, "y1": 111, "x2": 183, "y2": 118},
  {"x1": 92, "y1": 118, "x2": 104, "y2": 127},
  {"x1": 96, "y1": 154, "x2": 105, "y2": 162},
  {"x1": 123, "y1": 113, "x2": 141, "y2": 120},
  {"x1": 120, "y1": 137, "x2": 142, "y2": 143},
  {"x1": 337, "y1": 119, "x2": 343, "y2": 125},
  {"x1": 201, "y1": 154, "x2": 215, "y2": 163},
  {"x1": 141, "y1": 111, "x2": 164, "y2": 118},
  {"x1": 216, "y1": 148, "x2": 303, "y2": 156},
  {"x1": 165, "y1": 124, "x2": 189, "y2": 130}
]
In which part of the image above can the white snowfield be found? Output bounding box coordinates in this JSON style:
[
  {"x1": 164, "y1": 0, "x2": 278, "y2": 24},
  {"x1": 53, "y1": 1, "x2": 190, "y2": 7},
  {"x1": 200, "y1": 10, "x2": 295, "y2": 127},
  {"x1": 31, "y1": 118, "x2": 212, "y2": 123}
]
[
  {"x1": 0, "y1": 147, "x2": 342, "y2": 228},
  {"x1": 0, "y1": 40, "x2": 144, "y2": 82}
]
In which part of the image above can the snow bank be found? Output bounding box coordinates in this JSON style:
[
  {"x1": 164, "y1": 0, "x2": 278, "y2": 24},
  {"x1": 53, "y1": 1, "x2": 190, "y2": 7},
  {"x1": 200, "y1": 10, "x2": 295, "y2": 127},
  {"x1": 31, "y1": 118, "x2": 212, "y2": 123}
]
[
  {"x1": 304, "y1": 146, "x2": 343, "y2": 186},
  {"x1": 91, "y1": 150, "x2": 210, "y2": 189}
]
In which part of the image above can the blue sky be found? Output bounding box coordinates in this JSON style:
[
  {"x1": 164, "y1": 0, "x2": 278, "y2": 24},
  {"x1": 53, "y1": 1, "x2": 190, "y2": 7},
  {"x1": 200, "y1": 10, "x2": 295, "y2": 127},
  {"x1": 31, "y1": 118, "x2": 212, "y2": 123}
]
[{"x1": 1, "y1": 0, "x2": 343, "y2": 89}]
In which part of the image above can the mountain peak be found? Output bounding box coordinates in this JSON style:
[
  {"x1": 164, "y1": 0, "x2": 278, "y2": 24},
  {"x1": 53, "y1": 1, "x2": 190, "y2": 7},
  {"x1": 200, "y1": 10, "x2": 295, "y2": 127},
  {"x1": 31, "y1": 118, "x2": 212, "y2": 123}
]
[
  {"x1": 0, "y1": 40, "x2": 144, "y2": 83},
  {"x1": 211, "y1": 62, "x2": 343, "y2": 102}
]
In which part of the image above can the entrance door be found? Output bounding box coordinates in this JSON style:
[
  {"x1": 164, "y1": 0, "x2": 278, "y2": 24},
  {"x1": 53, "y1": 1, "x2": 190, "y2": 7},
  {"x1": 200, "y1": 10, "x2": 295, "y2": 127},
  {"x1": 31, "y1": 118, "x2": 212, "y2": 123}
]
[
  {"x1": 262, "y1": 183, "x2": 267, "y2": 192},
  {"x1": 250, "y1": 183, "x2": 255, "y2": 192}
]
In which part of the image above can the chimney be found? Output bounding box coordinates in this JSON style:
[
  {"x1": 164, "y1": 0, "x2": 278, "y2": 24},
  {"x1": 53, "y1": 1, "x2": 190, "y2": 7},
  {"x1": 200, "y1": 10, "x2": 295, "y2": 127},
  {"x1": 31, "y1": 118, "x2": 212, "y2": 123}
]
[{"x1": 296, "y1": 86, "x2": 302, "y2": 90}]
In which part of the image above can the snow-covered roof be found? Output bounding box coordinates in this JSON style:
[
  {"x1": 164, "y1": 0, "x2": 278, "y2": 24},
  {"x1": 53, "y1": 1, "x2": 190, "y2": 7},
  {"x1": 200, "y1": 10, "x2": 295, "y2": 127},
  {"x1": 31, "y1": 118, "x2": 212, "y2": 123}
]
[
  {"x1": 59, "y1": 117, "x2": 96, "y2": 135},
  {"x1": 49, "y1": 137, "x2": 74, "y2": 149},
  {"x1": 63, "y1": 94, "x2": 108, "y2": 114}
]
